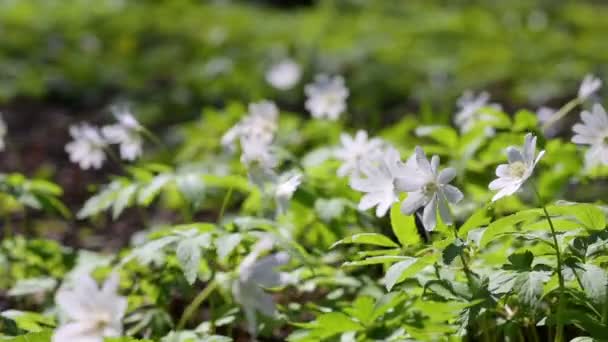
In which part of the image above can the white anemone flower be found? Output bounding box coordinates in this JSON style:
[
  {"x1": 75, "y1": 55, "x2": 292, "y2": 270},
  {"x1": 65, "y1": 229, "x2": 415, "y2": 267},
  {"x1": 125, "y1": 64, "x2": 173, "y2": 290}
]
[
  {"x1": 232, "y1": 237, "x2": 291, "y2": 335},
  {"x1": 265, "y1": 59, "x2": 301, "y2": 90},
  {"x1": 102, "y1": 108, "x2": 143, "y2": 161},
  {"x1": 304, "y1": 74, "x2": 349, "y2": 121},
  {"x1": 53, "y1": 273, "x2": 127, "y2": 342},
  {"x1": 0, "y1": 113, "x2": 6, "y2": 151},
  {"x1": 274, "y1": 172, "x2": 302, "y2": 215},
  {"x1": 399, "y1": 147, "x2": 463, "y2": 231},
  {"x1": 578, "y1": 74, "x2": 602, "y2": 101},
  {"x1": 240, "y1": 136, "x2": 277, "y2": 186},
  {"x1": 454, "y1": 90, "x2": 501, "y2": 132},
  {"x1": 334, "y1": 130, "x2": 384, "y2": 177},
  {"x1": 572, "y1": 104, "x2": 608, "y2": 167},
  {"x1": 65, "y1": 123, "x2": 107, "y2": 170},
  {"x1": 350, "y1": 147, "x2": 411, "y2": 218},
  {"x1": 221, "y1": 100, "x2": 279, "y2": 149},
  {"x1": 488, "y1": 133, "x2": 545, "y2": 202}
]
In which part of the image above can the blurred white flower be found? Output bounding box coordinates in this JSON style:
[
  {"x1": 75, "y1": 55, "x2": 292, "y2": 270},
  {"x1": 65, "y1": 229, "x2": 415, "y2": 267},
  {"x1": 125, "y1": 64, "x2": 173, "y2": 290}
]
[
  {"x1": 578, "y1": 74, "x2": 602, "y2": 101},
  {"x1": 489, "y1": 133, "x2": 545, "y2": 202},
  {"x1": 304, "y1": 74, "x2": 348, "y2": 121},
  {"x1": 0, "y1": 113, "x2": 6, "y2": 151},
  {"x1": 572, "y1": 104, "x2": 608, "y2": 167},
  {"x1": 454, "y1": 90, "x2": 501, "y2": 132},
  {"x1": 221, "y1": 100, "x2": 279, "y2": 150},
  {"x1": 350, "y1": 147, "x2": 410, "y2": 217},
  {"x1": 536, "y1": 106, "x2": 555, "y2": 125},
  {"x1": 53, "y1": 273, "x2": 127, "y2": 342},
  {"x1": 265, "y1": 59, "x2": 301, "y2": 90},
  {"x1": 334, "y1": 130, "x2": 384, "y2": 177},
  {"x1": 274, "y1": 172, "x2": 302, "y2": 214},
  {"x1": 232, "y1": 237, "x2": 291, "y2": 335},
  {"x1": 399, "y1": 147, "x2": 463, "y2": 231},
  {"x1": 65, "y1": 123, "x2": 107, "y2": 170},
  {"x1": 102, "y1": 108, "x2": 143, "y2": 161},
  {"x1": 240, "y1": 136, "x2": 277, "y2": 187}
]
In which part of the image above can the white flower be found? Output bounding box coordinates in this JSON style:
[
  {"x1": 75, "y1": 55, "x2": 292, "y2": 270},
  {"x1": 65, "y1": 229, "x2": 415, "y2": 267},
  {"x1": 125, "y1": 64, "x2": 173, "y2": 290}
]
[
  {"x1": 454, "y1": 90, "x2": 501, "y2": 132},
  {"x1": 399, "y1": 147, "x2": 463, "y2": 231},
  {"x1": 578, "y1": 74, "x2": 602, "y2": 100},
  {"x1": 65, "y1": 123, "x2": 107, "y2": 170},
  {"x1": 274, "y1": 172, "x2": 302, "y2": 214},
  {"x1": 53, "y1": 273, "x2": 127, "y2": 342},
  {"x1": 232, "y1": 237, "x2": 291, "y2": 335},
  {"x1": 488, "y1": 133, "x2": 545, "y2": 202},
  {"x1": 0, "y1": 113, "x2": 6, "y2": 151},
  {"x1": 240, "y1": 136, "x2": 277, "y2": 186},
  {"x1": 572, "y1": 104, "x2": 608, "y2": 167},
  {"x1": 350, "y1": 147, "x2": 410, "y2": 217},
  {"x1": 221, "y1": 100, "x2": 279, "y2": 149},
  {"x1": 102, "y1": 108, "x2": 143, "y2": 161},
  {"x1": 304, "y1": 74, "x2": 349, "y2": 121},
  {"x1": 265, "y1": 59, "x2": 301, "y2": 90},
  {"x1": 334, "y1": 130, "x2": 384, "y2": 177}
]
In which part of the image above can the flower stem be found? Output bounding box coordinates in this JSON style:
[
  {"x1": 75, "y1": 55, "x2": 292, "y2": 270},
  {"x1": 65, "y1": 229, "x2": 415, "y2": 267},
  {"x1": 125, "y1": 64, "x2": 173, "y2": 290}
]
[
  {"x1": 177, "y1": 279, "x2": 218, "y2": 330},
  {"x1": 541, "y1": 98, "x2": 581, "y2": 132},
  {"x1": 532, "y1": 186, "x2": 565, "y2": 342},
  {"x1": 218, "y1": 186, "x2": 234, "y2": 222}
]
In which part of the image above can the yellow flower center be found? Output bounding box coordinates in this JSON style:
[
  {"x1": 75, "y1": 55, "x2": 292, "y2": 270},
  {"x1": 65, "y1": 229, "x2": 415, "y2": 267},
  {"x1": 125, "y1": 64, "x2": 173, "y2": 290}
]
[
  {"x1": 509, "y1": 161, "x2": 527, "y2": 178},
  {"x1": 422, "y1": 182, "x2": 439, "y2": 196}
]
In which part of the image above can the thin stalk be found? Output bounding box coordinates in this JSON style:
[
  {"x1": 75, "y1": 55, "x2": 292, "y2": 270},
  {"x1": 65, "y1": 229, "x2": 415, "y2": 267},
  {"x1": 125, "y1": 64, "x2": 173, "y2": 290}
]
[
  {"x1": 452, "y1": 225, "x2": 476, "y2": 294},
  {"x1": 177, "y1": 279, "x2": 218, "y2": 330},
  {"x1": 532, "y1": 186, "x2": 565, "y2": 342},
  {"x1": 541, "y1": 98, "x2": 581, "y2": 131},
  {"x1": 218, "y1": 187, "x2": 234, "y2": 222},
  {"x1": 141, "y1": 127, "x2": 167, "y2": 151}
]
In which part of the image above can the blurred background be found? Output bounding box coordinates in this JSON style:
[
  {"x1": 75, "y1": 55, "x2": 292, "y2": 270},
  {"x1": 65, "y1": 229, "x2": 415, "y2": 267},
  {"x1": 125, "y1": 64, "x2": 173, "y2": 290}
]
[{"x1": 0, "y1": 0, "x2": 607, "y2": 186}]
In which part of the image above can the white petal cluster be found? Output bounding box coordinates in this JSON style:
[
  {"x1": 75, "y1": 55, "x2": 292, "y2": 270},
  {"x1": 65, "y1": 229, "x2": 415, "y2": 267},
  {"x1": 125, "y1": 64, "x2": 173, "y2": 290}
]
[
  {"x1": 399, "y1": 147, "x2": 463, "y2": 231},
  {"x1": 232, "y1": 237, "x2": 291, "y2": 335},
  {"x1": 572, "y1": 104, "x2": 608, "y2": 167},
  {"x1": 53, "y1": 273, "x2": 127, "y2": 342},
  {"x1": 0, "y1": 113, "x2": 6, "y2": 151},
  {"x1": 454, "y1": 90, "x2": 501, "y2": 132},
  {"x1": 349, "y1": 147, "x2": 410, "y2": 217},
  {"x1": 221, "y1": 100, "x2": 279, "y2": 150},
  {"x1": 65, "y1": 123, "x2": 107, "y2": 170},
  {"x1": 265, "y1": 59, "x2": 301, "y2": 91},
  {"x1": 578, "y1": 74, "x2": 602, "y2": 100},
  {"x1": 274, "y1": 171, "x2": 302, "y2": 214},
  {"x1": 489, "y1": 133, "x2": 545, "y2": 202},
  {"x1": 305, "y1": 74, "x2": 349, "y2": 121},
  {"x1": 102, "y1": 108, "x2": 143, "y2": 161},
  {"x1": 334, "y1": 130, "x2": 384, "y2": 177}
]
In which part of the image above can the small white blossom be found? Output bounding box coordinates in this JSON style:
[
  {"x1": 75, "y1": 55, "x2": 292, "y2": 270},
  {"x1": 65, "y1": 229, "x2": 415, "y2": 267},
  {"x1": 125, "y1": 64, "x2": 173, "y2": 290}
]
[
  {"x1": 221, "y1": 100, "x2": 279, "y2": 149},
  {"x1": 240, "y1": 136, "x2": 277, "y2": 186},
  {"x1": 65, "y1": 123, "x2": 107, "y2": 170},
  {"x1": 578, "y1": 74, "x2": 602, "y2": 100},
  {"x1": 304, "y1": 74, "x2": 348, "y2": 121},
  {"x1": 454, "y1": 90, "x2": 501, "y2": 132},
  {"x1": 350, "y1": 147, "x2": 410, "y2": 217},
  {"x1": 274, "y1": 172, "x2": 302, "y2": 214},
  {"x1": 232, "y1": 237, "x2": 291, "y2": 335},
  {"x1": 102, "y1": 108, "x2": 143, "y2": 161},
  {"x1": 53, "y1": 273, "x2": 127, "y2": 342},
  {"x1": 265, "y1": 59, "x2": 301, "y2": 90},
  {"x1": 572, "y1": 104, "x2": 608, "y2": 167},
  {"x1": 0, "y1": 113, "x2": 6, "y2": 151},
  {"x1": 334, "y1": 130, "x2": 384, "y2": 177},
  {"x1": 488, "y1": 133, "x2": 545, "y2": 202},
  {"x1": 399, "y1": 147, "x2": 463, "y2": 231}
]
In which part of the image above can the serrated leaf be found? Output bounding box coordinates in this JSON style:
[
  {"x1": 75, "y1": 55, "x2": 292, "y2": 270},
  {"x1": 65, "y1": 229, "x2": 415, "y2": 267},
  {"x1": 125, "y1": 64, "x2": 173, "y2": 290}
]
[
  {"x1": 112, "y1": 184, "x2": 138, "y2": 219},
  {"x1": 514, "y1": 271, "x2": 551, "y2": 308},
  {"x1": 176, "y1": 234, "x2": 211, "y2": 284},
  {"x1": 480, "y1": 209, "x2": 542, "y2": 247},
  {"x1": 384, "y1": 254, "x2": 437, "y2": 291},
  {"x1": 458, "y1": 206, "x2": 491, "y2": 238}
]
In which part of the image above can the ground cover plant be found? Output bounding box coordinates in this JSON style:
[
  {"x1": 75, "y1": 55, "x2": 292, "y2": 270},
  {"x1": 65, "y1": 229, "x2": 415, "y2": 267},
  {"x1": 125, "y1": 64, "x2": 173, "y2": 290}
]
[{"x1": 1, "y1": 1, "x2": 608, "y2": 341}]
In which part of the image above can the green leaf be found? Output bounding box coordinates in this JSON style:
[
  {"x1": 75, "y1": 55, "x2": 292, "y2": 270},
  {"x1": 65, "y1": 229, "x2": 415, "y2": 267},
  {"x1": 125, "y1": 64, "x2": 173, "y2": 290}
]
[
  {"x1": 112, "y1": 184, "x2": 137, "y2": 219},
  {"x1": 390, "y1": 202, "x2": 421, "y2": 247},
  {"x1": 342, "y1": 255, "x2": 411, "y2": 267},
  {"x1": 331, "y1": 233, "x2": 399, "y2": 249},
  {"x1": 0, "y1": 311, "x2": 55, "y2": 333},
  {"x1": 1, "y1": 330, "x2": 53, "y2": 341},
  {"x1": 514, "y1": 271, "x2": 551, "y2": 308},
  {"x1": 480, "y1": 209, "x2": 542, "y2": 247},
  {"x1": 384, "y1": 254, "x2": 437, "y2": 291},
  {"x1": 549, "y1": 203, "x2": 606, "y2": 231},
  {"x1": 458, "y1": 206, "x2": 491, "y2": 238},
  {"x1": 176, "y1": 234, "x2": 212, "y2": 284}
]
